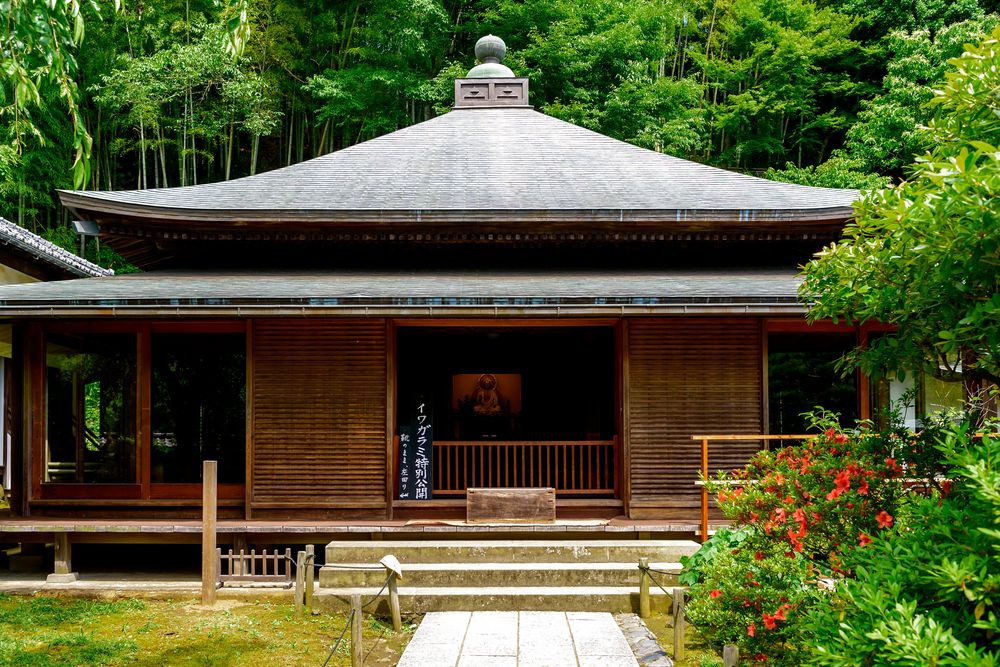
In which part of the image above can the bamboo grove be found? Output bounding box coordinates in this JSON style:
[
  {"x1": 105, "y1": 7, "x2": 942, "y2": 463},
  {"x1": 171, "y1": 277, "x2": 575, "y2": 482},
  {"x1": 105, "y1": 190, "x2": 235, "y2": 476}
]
[{"x1": 2, "y1": 0, "x2": 999, "y2": 241}]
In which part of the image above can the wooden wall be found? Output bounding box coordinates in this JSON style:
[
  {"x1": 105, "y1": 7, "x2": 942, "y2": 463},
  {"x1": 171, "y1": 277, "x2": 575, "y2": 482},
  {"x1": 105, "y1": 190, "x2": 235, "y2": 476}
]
[
  {"x1": 626, "y1": 318, "x2": 763, "y2": 519},
  {"x1": 250, "y1": 320, "x2": 388, "y2": 516}
]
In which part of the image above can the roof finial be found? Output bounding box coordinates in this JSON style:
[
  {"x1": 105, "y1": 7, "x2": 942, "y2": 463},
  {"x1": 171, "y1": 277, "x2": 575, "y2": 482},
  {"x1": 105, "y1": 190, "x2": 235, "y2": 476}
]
[{"x1": 466, "y1": 35, "x2": 515, "y2": 78}]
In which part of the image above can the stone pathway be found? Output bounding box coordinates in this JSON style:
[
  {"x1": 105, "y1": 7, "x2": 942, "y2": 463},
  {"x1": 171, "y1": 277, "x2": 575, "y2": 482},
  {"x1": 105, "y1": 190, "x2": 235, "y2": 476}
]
[{"x1": 397, "y1": 611, "x2": 640, "y2": 667}]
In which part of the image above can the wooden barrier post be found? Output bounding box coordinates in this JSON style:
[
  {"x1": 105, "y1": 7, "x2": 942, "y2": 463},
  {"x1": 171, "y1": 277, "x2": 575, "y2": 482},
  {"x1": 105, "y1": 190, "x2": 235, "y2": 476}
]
[
  {"x1": 700, "y1": 438, "x2": 709, "y2": 543},
  {"x1": 294, "y1": 550, "x2": 306, "y2": 615},
  {"x1": 304, "y1": 544, "x2": 315, "y2": 615},
  {"x1": 351, "y1": 594, "x2": 364, "y2": 667},
  {"x1": 673, "y1": 589, "x2": 686, "y2": 662},
  {"x1": 388, "y1": 571, "x2": 402, "y2": 631},
  {"x1": 201, "y1": 460, "x2": 218, "y2": 606},
  {"x1": 724, "y1": 644, "x2": 739, "y2": 666},
  {"x1": 638, "y1": 558, "x2": 651, "y2": 618}
]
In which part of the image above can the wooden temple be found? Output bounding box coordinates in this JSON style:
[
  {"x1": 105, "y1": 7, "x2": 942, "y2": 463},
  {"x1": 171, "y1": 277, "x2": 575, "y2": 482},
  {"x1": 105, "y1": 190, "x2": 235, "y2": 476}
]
[{"x1": 0, "y1": 36, "x2": 871, "y2": 533}]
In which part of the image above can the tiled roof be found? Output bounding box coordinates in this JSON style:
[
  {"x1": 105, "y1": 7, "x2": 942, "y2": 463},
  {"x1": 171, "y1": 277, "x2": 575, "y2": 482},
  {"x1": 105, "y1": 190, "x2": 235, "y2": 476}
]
[
  {"x1": 60, "y1": 108, "x2": 857, "y2": 221},
  {"x1": 0, "y1": 217, "x2": 113, "y2": 278},
  {"x1": 0, "y1": 268, "x2": 804, "y2": 316}
]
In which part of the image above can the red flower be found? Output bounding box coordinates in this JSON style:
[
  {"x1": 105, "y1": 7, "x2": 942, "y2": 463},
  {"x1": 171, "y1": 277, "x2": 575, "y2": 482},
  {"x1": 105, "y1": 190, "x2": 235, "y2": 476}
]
[
  {"x1": 876, "y1": 510, "x2": 893, "y2": 529},
  {"x1": 941, "y1": 480, "x2": 952, "y2": 495},
  {"x1": 754, "y1": 653, "x2": 768, "y2": 662},
  {"x1": 824, "y1": 428, "x2": 835, "y2": 439},
  {"x1": 885, "y1": 457, "x2": 903, "y2": 475},
  {"x1": 748, "y1": 622, "x2": 756, "y2": 637},
  {"x1": 773, "y1": 605, "x2": 789, "y2": 621},
  {"x1": 833, "y1": 433, "x2": 848, "y2": 444},
  {"x1": 763, "y1": 614, "x2": 777, "y2": 630},
  {"x1": 859, "y1": 532, "x2": 872, "y2": 547},
  {"x1": 755, "y1": 551, "x2": 764, "y2": 561},
  {"x1": 857, "y1": 479, "x2": 869, "y2": 495},
  {"x1": 710, "y1": 589, "x2": 721, "y2": 599}
]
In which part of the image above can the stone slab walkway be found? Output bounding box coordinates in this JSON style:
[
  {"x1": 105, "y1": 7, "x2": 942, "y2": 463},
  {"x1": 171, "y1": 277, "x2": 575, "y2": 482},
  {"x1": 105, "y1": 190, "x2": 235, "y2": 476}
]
[{"x1": 397, "y1": 611, "x2": 640, "y2": 667}]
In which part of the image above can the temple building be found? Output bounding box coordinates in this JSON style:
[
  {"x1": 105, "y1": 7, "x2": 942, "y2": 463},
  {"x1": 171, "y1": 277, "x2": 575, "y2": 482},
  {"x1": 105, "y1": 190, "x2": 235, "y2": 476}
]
[{"x1": 0, "y1": 36, "x2": 878, "y2": 529}]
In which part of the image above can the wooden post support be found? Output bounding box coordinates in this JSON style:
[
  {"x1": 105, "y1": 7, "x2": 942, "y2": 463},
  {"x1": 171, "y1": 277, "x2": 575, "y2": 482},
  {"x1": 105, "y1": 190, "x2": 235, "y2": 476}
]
[
  {"x1": 724, "y1": 644, "x2": 740, "y2": 666},
  {"x1": 201, "y1": 460, "x2": 218, "y2": 606},
  {"x1": 388, "y1": 571, "x2": 402, "y2": 632},
  {"x1": 700, "y1": 438, "x2": 710, "y2": 543},
  {"x1": 294, "y1": 550, "x2": 306, "y2": 615},
  {"x1": 351, "y1": 594, "x2": 364, "y2": 667},
  {"x1": 304, "y1": 544, "x2": 315, "y2": 615},
  {"x1": 638, "y1": 558, "x2": 651, "y2": 619},
  {"x1": 673, "y1": 589, "x2": 686, "y2": 662},
  {"x1": 46, "y1": 532, "x2": 77, "y2": 583}
]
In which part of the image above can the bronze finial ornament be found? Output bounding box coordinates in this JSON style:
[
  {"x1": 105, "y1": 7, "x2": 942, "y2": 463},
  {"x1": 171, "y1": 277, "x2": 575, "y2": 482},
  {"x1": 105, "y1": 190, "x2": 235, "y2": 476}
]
[{"x1": 466, "y1": 34, "x2": 516, "y2": 78}]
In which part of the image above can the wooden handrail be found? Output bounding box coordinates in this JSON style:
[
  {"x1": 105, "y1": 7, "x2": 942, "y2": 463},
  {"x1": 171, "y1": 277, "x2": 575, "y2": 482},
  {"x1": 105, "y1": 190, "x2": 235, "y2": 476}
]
[
  {"x1": 691, "y1": 432, "x2": 999, "y2": 541},
  {"x1": 692, "y1": 434, "x2": 818, "y2": 543},
  {"x1": 433, "y1": 439, "x2": 616, "y2": 496}
]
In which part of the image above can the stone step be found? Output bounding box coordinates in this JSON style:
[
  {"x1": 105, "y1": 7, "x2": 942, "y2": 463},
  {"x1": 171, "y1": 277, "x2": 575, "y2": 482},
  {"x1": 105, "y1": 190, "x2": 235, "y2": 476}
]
[
  {"x1": 325, "y1": 539, "x2": 699, "y2": 564},
  {"x1": 319, "y1": 561, "x2": 682, "y2": 588},
  {"x1": 315, "y1": 585, "x2": 677, "y2": 614}
]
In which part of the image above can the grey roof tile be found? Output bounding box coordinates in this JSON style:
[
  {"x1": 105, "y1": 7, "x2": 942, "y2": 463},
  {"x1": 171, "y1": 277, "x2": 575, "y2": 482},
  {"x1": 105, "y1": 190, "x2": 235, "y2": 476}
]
[
  {"x1": 0, "y1": 217, "x2": 113, "y2": 278},
  {"x1": 60, "y1": 109, "x2": 857, "y2": 218},
  {"x1": 0, "y1": 268, "x2": 802, "y2": 310}
]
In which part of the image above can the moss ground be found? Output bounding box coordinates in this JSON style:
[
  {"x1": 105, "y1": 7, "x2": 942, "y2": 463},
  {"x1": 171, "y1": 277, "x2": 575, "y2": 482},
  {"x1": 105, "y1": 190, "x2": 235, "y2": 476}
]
[
  {"x1": 644, "y1": 610, "x2": 723, "y2": 667},
  {"x1": 0, "y1": 594, "x2": 414, "y2": 666}
]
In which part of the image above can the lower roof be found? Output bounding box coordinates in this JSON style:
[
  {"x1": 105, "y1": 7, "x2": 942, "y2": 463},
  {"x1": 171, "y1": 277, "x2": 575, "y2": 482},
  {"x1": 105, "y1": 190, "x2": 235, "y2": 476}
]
[{"x1": 0, "y1": 268, "x2": 805, "y2": 317}]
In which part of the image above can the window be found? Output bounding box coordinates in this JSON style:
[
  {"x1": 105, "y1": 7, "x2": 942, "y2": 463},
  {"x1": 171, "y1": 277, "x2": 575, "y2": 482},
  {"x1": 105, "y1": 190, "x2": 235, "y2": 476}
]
[
  {"x1": 768, "y1": 333, "x2": 858, "y2": 433},
  {"x1": 151, "y1": 333, "x2": 246, "y2": 484},
  {"x1": 45, "y1": 334, "x2": 137, "y2": 483}
]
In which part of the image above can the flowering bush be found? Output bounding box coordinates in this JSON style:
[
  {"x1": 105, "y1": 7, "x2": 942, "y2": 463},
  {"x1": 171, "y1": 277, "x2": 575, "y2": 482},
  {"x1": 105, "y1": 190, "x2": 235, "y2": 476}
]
[
  {"x1": 685, "y1": 413, "x2": 946, "y2": 663},
  {"x1": 802, "y1": 424, "x2": 999, "y2": 666}
]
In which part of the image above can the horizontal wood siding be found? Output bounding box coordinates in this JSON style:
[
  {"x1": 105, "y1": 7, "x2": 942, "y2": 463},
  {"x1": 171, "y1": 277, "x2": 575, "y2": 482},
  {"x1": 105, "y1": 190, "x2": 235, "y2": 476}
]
[
  {"x1": 251, "y1": 320, "x2": 387, "y2": 510},
  {"x1": 627, "y1": 318, "x2": 762, "y2": 515}
]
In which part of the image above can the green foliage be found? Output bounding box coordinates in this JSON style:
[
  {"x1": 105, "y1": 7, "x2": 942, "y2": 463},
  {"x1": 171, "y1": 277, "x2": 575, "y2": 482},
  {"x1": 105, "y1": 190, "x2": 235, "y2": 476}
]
[
  {"x1": 802, "y1": 426, "x2": 1000, "y2": 666},
  {"x1": 679, "y1": 526, "x2": 754, "y2": 586},
  {"x1": 843, "y1": 17, "x2": 999, "y2": 176},
  {"x1": 685, "y1": 411, "x2": 950, "y2": 662},
  {"x1": 42, "y1": 225, "x2": 138, "y2": 274},
  {"x1": 802, "y1": 27, "x2": 1000, "y2": 388},
  {"x1": 765, "y1": 156, "x2": 888, "y2": 190},
  {"x1": 686, "y1": 533, "x2": 825, "y2": 664}
]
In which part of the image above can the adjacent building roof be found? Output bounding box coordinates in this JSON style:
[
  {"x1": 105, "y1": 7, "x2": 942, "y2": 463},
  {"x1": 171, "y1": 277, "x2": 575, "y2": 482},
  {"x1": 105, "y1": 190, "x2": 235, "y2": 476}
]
[
  {"x1": 60, "y1": 108, "x2": 856, "y2": 224},
  {"x1": 0, "y1": 217, "x2": 113, "y2": 280},
  {"x1": 0, "y1": 268, "x2": 804, "y2": 317}
]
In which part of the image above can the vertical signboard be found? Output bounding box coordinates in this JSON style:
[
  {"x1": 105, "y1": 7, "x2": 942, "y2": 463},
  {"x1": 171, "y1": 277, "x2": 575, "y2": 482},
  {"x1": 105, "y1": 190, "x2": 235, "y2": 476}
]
[{"x1": 398, "y1": 396, "x2": 433, "y2": 500}]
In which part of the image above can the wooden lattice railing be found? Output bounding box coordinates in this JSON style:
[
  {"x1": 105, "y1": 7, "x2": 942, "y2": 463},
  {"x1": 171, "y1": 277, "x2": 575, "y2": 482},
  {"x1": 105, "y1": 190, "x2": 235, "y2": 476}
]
[{"x1": 433, "y1": 439, "x2": 617, "y2": 496}]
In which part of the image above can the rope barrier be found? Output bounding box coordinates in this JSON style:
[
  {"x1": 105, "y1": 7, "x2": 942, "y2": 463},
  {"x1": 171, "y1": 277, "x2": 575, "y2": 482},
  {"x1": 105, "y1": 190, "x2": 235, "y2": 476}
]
[
  {"x1": 281, "y1": 554, "x2": 384, "y2": 571},
  {"x1": 639, "y1": 564, "x2": 678, "y2": 598},
  {"x1": 320, "y1": 608, "x2": 354, "y2": 667}
]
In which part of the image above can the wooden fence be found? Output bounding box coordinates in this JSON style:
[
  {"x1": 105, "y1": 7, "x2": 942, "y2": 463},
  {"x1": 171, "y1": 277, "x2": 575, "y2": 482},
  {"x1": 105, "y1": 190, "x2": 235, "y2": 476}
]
[{"x1": 433, "y1": 439, "x2": 616, "y2": 495}]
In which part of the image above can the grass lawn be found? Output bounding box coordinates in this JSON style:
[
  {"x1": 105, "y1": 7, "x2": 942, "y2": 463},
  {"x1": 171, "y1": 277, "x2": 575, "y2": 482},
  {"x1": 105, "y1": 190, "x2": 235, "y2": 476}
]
[
  {"x1": 0, "y1": 594, "x2": 414, "y2": 666},
  {"x1": 644, "y1": 611, "x2": 723, "y2": 667}
]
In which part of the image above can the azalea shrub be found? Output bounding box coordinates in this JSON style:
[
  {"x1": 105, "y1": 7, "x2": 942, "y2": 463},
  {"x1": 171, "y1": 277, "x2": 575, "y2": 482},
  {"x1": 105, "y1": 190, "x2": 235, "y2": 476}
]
[
  {"x1": 802, "y1": 424, "x2": 1000, "y2": 666},
  {"x1": 685, "y1": 413, "x2": 947, "y2": 664}
]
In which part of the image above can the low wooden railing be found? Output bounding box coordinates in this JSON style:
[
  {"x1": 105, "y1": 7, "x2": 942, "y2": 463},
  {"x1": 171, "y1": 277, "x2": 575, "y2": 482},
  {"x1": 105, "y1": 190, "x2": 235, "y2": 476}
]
[
  {"x1": 433, "y1": 438, "x2": 617, "y2": 496},
  {"x1": 692, "y1": 434, "x2": 816, "y2": 542}
]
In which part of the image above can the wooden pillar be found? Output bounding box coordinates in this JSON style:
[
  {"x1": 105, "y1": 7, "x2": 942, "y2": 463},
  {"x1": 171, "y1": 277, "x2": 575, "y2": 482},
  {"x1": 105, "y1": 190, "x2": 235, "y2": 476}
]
[
  {"x1": 351, "y1": 594, "x2": 364, "y2": 667},
  {"x1": 638, "y1": 558, "x2": 651, "y2": 618},
  {"x1": 388, "y1": 572, "x2": 402, "y2": 631},
  {"x1": 201, "y1": 460, "x2": 218, "y2": 605},
  {"x1": 304, "y1": 544, "x2": 315, "y2": 615},
  {"x1": 673, "y1": 589, "x2": 686, "y2": 662},
  {"x1": 46, "y1": 532, "x2": 77, "y2": 583}
]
